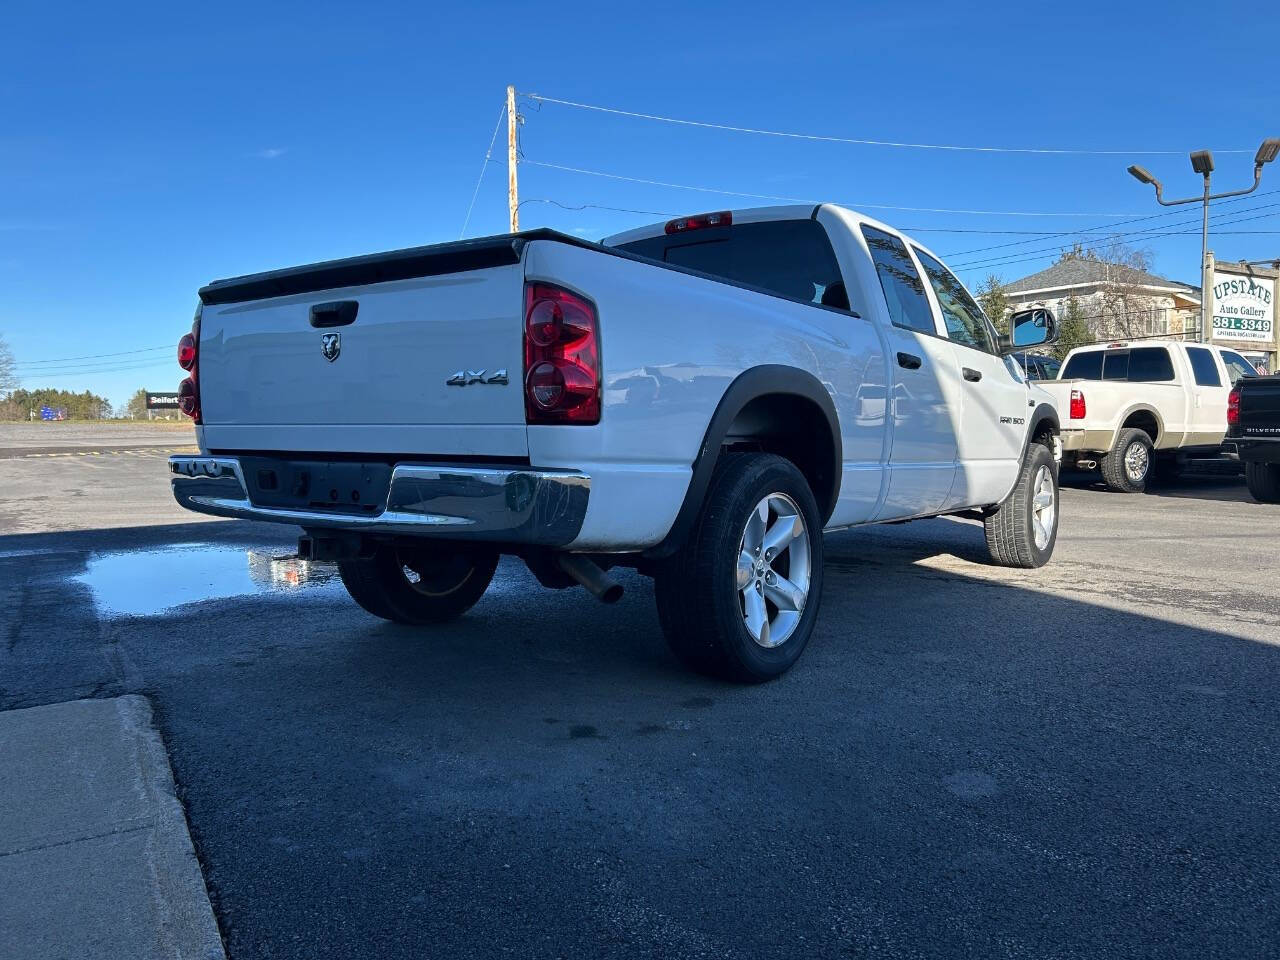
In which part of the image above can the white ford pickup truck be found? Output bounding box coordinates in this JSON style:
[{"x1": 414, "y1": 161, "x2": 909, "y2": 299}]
[
  {"x1": 1037, "y1": 341, "x2": 1258, "y2": 492},
  {"x1": 169, "y1": 204, "x2": 1062, "y2": 681}
]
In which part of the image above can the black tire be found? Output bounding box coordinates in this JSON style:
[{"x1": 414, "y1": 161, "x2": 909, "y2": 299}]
[
  {"x1": 1245, "y1": 461, "x2": 1280, "y2": 503},
  {"x1": 654, "y1": 454, "x2": 824, "y2": 683},
  {"x1": 338, "y1": 543, "x2": 498, "y2": 625},
  {"x1": 984, "y1": 441, "x2": 1058, "y2": 569},
  {"x1": 1101, "y1": 428, "x2": 1154, "y2": 493}
]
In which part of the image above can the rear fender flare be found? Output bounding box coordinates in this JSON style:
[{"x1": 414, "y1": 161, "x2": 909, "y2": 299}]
[{"x1": 646, "y1": 365, "x2": 841, "y2": 558}]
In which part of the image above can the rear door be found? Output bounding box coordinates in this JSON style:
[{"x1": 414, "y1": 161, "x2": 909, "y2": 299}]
[
  {"x1": 911, "y1": 246, "x2": 1027, "y2": 508},
  {"x1": 197, "y1": 263, "x2": 529, "y2": 457},
  {"x1": 1184, "y1": 346, "x2": 1228, "y2": 445},
  {"x1": 859, "y1": 225, "x2": 960, "y2": 519}
]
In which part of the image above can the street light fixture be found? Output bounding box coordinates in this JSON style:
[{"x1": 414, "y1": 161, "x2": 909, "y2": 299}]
[
  {"x1": 1127, "y1": 164, "x2": 1158, "y2": 186},
  {"x1": 1127, "y1": 137, "x2": 1280, "y2": 341}
]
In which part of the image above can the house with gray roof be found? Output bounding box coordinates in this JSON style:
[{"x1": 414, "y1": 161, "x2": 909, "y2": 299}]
[{"x1": 1004, "y1": 256, "x2": 1201, "y2": 341}]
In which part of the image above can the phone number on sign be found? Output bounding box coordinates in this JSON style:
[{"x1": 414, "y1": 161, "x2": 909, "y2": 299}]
[{"x1": 1213, "y1": 316, "x2": 1273, "y2": 332}]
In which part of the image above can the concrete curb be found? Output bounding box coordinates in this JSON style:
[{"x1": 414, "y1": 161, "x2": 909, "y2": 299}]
[{"x1": 0, "y1": 695, "x2": 226, "y2": 960}]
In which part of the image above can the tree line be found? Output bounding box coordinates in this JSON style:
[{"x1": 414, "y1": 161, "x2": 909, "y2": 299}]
[{"x1": 0, "y1": 388, "x2": 114, "y2": 421}]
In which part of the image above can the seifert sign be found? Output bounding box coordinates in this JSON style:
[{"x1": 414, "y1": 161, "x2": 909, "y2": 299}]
[{"x1": 1211, "y1": 272, "x2": 1274, "y2": 343}]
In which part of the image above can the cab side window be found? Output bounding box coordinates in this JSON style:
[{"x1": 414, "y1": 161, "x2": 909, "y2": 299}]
[
  {"x1": 1186, "y1": 347, "x2": 1221, "y2": 387},
  {"x1": 860, "y1": 226, "x2": 936, "y2": 334},
  {"x1": 913, "y1": 248, "x2": 996, "y2": 353},
  {"x1": 1220, "y1": 350, "x2": 1257, "y2": 384}
]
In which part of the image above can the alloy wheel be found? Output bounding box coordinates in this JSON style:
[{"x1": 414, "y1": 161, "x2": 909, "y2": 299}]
[{"x1": 735, "y1": 493, "x2": 811, "y2": 648}]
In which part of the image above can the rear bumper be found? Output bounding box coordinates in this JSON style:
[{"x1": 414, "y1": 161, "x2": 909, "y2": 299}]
[
  {"x1": 1223, "y1": 438, "x2": 1280, "y2": 464},
  {"x1": 169, "y1": 456, "x2": 590, "y2": 546}
]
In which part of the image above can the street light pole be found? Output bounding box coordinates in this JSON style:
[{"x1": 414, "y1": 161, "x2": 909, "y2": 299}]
[{"x1": 1128, "y1": 138, "x2": 1280, "y2": 342}]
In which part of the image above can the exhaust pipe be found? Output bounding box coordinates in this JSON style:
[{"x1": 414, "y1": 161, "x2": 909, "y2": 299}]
[
  {"x1": 557, "y1": 554, "x2": 623, "y2": 604},
  {"x1": 1076, "y1": 458, "x2": 1097, "y2": 470}
]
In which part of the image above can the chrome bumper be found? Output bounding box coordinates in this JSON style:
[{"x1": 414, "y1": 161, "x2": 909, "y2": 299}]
[{"x1": 169, "y1": 456, "x2": 590, "y2": 547}]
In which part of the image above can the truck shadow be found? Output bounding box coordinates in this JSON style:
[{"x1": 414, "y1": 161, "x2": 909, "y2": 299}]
[{"x1": 1060, "y1": 467, "x2": 1259, "y2": 505}]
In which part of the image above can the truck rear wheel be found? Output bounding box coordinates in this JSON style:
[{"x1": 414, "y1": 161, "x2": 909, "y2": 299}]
[
  {"x1": 1101, "y1": 428, "x2": 1153, "y2": 493},
  {"x1": 654, "y1": 454, "x2": 824, "y2": 683},
  {"x1": 1245, "y1": 462, "x2": 1280, "y2": 503},
  {"x1": 984, "y1": 441, "x2": 1058, "y2": 568},
  {"x1": 338, "y1": 543, "x2": 498, "y2": 625}
]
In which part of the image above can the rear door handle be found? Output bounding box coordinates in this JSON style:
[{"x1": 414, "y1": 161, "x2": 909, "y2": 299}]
[
  {"x1": 963, "y1": 367, "x2": 983, "y2": 382},
  {"x1": 309, "y1": 300, "x2": 359, "y2": 328},
  {"x1": 897, "y1": 352, "x2": 922, "y2": 370}
]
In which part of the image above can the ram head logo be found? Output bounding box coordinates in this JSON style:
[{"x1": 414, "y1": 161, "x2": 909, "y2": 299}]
[{"x1": 321, "y1": 333, "x2": 341, "y2": 362}]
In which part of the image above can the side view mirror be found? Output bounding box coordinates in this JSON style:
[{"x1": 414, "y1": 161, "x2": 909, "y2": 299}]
[{"x1": 999, "y1": 308, "x2": 1058, "y2": 356}]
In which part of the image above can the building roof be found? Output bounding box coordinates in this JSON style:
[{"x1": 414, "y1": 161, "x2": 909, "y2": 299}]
[{"x1": 1005, "y1": 258, "x2": 1197, "y2": 295}]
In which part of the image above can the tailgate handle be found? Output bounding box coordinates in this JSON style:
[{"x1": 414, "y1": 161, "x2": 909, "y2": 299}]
[{"x1": 309, "y1": 301, "x2": 359, "y2": 328}]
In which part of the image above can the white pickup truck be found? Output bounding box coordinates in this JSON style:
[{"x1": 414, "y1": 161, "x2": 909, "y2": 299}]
[
  {"x1": 168, "y1": 204, "x2": 1062, "y2": 681},
  {"x1": 1037, "y1": 341, "x2": 1257, "y2": 492}
]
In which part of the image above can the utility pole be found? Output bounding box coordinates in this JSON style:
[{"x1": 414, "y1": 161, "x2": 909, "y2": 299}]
[
  {"x1": 507, "y1": 85, "x2": 519, "y2": 233},
  {"x1": 1127, "y1": 138, "x2": 1279, "y2": 343}
]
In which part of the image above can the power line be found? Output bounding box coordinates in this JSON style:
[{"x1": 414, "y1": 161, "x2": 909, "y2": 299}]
[
  {"x1": 518, "y1": 198, "x2": 678, "y2": 218},
  {"x1": 951, "y1": 203, "x2": 1280, "y2": 272},
  {"x1": 525, "y1": 93, "x2": 1253, "y2": 157},
  {"x1": 458, "y1": 101, "x2": 508, "y2": 239},
  {"x1": 522, "y1": 158, "x2": 1147, "y2": 218},
  {"x1": 17, "y1": 359, "x2": 177, "y2": 381},
  {"x1": 940, "y1": 188, "x2": 1280, "y2": 259},
  {"x1": 15, "y1": 344, "x2": 171, "y2": 366}
]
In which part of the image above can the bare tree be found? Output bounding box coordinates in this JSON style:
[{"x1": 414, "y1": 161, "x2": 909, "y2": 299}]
[
  {"x1": 1054, "y1": 243, "x2": 1165, "y2": 341},
  {"x1": 0, "y1": 335, "x2": 16, "y2": 397}
]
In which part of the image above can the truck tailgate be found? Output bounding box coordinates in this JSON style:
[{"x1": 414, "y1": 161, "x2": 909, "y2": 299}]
[{"x1": 196, "y1": 254, "x2": 529, "y2": 458}]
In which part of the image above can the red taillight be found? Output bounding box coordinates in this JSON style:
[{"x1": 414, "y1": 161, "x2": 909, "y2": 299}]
[
  {"x1": 1227, "y1": 385, "x2": 1241, "y2": 426},
  {"x1": 1069, "y1": 389, "x2": 1086, "y2": 420},
  {"x1": 177, "y1": 315, "x2": 201, "y2": 422},
  {"x1": 523, "y1": 282, "x2": 600, "y2": 424},
  {"x1": 177, "y1": 333, "x2": 196, "y2": 370},
  {"x1": 664, "y1": 210, "x2": 732, "y2": 234}
]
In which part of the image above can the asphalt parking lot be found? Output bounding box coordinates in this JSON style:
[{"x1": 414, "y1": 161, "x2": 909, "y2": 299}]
[{"x1": 2, "y1": 428, "x2": 1278, "y2": 959}]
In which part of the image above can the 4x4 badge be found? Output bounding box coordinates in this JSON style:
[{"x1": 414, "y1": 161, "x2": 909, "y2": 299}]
[{"x1": 321, "y1": 333, "x2": 341, "y2": 362}]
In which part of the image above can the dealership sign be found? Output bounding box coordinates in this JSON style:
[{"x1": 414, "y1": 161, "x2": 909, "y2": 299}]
[
  {"x1": 145, "y1": 391, "x2": 181, "y2": 410},
  {"x1": 1212, "y1": 272, "x2": 1274, "y2": 343}
]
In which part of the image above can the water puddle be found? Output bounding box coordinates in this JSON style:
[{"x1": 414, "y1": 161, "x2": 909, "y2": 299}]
[{"x1": 74, "y1": 542, "x2": 340, "y2": 617}]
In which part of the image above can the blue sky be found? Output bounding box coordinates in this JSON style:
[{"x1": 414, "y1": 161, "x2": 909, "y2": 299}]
[{"x1": 4, "y1": 0, "x2": 1279, "y2": 407}]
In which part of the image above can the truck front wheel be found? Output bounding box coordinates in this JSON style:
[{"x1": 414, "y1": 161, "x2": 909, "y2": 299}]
[
  {"x1": 1245, "y1": 462, "x2": 1280, "y2": 503},
  {"x1": 984, "y1": 441, "x2": 1058, "y2": 568},
  {"x1": 1101, "y1": 428, "x2": 1154, "y2": 493},
  {"x1": 654, "y1": 453, "x2": 824, "y2": 683},
  {"x1": 338, "y1": 543, "x2": 499, "y2": 625}
]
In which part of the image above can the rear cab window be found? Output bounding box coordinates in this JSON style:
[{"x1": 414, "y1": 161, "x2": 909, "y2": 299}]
[
  {"x1": 1102, "y1": 351, "x2": 1129, "y2": 381},
  {"x1": 613, "y1": 219, "x2": 850, "y2": 310},
  {"x1": 1065, "y1": 346, "x2": 1176, "y2": 382},
  {"x1": 1063, "y1": 350, "x2": 1104, "y2": 380},
  {"x1": 859, "y1": 226, "x2": 937, "y2": 334},
  {"x1": 1126, "y1": 347, "x2": 1175, "y2": 382}
]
